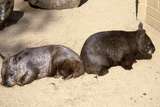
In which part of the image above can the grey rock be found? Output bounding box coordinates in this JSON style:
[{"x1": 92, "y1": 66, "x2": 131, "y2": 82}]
[
  {"x1": 28, "y1": 0, "x2": 81, "y2": 9},
  {"x1": 0, "y1": 0, "x2": 14, "y2": 30}
]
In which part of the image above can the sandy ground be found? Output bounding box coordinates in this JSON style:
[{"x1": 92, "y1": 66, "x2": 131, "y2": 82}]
[{"x1": 0, "y1": 0, "x2": 160, "y2": 107}]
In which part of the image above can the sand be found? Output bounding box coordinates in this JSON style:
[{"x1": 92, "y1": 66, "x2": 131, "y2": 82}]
[{"x1": 0, "y1": 0, "x2": 159, "y2": 107}]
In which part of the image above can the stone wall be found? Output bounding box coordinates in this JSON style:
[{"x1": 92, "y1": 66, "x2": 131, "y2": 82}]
[
  {"x1": 146, "y1": 0, "x2": 160, "y2": 31},
  {"x1": 138, "y1": 0, "x2": 147, "y2": 21}
]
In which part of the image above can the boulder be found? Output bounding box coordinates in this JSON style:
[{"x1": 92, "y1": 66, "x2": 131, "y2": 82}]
[{"x1": 0, "y1": 0, "x2": 14, "y2": 30}]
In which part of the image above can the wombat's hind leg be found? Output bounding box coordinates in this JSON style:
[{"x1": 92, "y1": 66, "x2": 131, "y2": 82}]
[
  {"x1": 97, "y1": 67, "x2": 109, "y2": 76},
  {"x1": 72, "y1": 63, "x2": 85, "y2": 78}
]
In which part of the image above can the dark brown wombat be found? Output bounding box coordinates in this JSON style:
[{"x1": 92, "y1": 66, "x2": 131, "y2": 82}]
[
  {"x1": 0, "y1": 45, "x2": 84, "y2": 87},
  {"x1": 80, "y1": 23, "x2": 155, "y2": 76}
]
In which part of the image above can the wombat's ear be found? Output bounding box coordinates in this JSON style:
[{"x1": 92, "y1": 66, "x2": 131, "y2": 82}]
[
  {"x1": 137, "y1": 30, "x2": 146, "y2": 39},
  {"x1": 137, "y1": 26, "x2": 146, "y2": 38},
  {"x1": 138, "y1": 22, "x2": 143, "y2": 30}
]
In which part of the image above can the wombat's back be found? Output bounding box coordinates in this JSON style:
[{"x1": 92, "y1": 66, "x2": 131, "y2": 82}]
[
  {"x1": 14, "y1": 45, "x2": 81, "y2": 65},
  {"x1": 82, "y1": 31, "x2": 136, "y2": 47},
  {"x1": 81, "y1": 31, "x2": 137, "y2": 62}
]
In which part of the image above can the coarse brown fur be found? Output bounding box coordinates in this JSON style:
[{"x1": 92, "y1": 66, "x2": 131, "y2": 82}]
[
  {"x1": 0, "y1": 45, "x2": 84, "y2": 87},
  {"x1": 80, "y1": 23, "x2": 155, "y2": 76}
]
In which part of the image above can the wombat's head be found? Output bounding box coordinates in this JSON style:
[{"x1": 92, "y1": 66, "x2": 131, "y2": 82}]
[
  {"x1": 136, "y1": 23, "x2": 155, "y2": 59},
  {"x1": 1, "y1": 56, "x2": 27, "y2": 87},
  {"x1": 1, "y1": 57, "x2": 17, "y2": 87},
  {"x1": 0, "y1": 0, "x2": 14, "y2": 22}
]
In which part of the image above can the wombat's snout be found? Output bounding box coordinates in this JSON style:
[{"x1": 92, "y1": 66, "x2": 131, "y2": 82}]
[
  {"x1": 2, "y1": 82, "x2": 15, "y2": 87},
  {"x1": 152, "y1": 47, "x2": 155, "y2": 54},
  {"x1": 148, "y1": 46, "x2": 155, "y2": 55},
  {"x1": 1, "y1": 79, "x2": 15, "y2": 87}
]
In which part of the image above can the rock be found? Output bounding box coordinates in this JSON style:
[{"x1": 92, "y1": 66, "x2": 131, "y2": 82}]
[
  {"x1": 0, "y1": 0, "x2": 14, "y2": 30},
  {"x1": 28, "y1": 0, "x2": 81, "y2": 9}
]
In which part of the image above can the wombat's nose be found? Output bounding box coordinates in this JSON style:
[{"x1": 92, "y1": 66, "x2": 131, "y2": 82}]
[
  {"x1": 151, "y1": 47, "x2": 155, "y2": 54},
  {"x1": 153, "y1": 48, "x2": 155, "y2": 53},
  {"x1": 1, "y1": 81, "x2": 14, "y2": 87}
]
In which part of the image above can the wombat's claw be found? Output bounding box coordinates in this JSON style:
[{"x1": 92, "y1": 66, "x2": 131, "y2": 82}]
[{"x1": 62, "y1": 74, "x2": 73, "y2": 80}]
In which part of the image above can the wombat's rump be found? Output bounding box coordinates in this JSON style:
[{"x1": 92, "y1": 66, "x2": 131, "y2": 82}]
[
  {"x1": 1, "y1": 45, "x2": 84, "y2": 87},
  {"x1": 80, "y1": 23, "x2": 155, "y2": 76}
]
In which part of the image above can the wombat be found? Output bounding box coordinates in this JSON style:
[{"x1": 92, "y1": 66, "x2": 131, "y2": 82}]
[
  {"x1": 0, "y1": 0, "x2": 14, "y2": 30},
  {"x1": 80, "y1": 23, "x2": 155, "y2": 76},
  {"x1": 0, "y1": 45, "x2": 84, "y2": 87},
  {"x1": 28, "y1": 0, "x2": 81, "y2": 9}
]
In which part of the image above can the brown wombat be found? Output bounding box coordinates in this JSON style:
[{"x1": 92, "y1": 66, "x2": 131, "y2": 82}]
[
  {"x1": 80, "y1": 23, "x2": 155, "y2": 76},
  {"x1": 0, "y1": 45, "x2": 84, "y2": 87}
]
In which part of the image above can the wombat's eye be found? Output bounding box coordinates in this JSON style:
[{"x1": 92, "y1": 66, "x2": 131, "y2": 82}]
[
  {"x1": 9, "y1": 73, "x2": 13, "y2": 76},
  {"x1": 9, "y1": 72, "x2": 14, "y2": 76},
  {"x1": 147, "y1": 46, "x2": 150, "y2": 50}
]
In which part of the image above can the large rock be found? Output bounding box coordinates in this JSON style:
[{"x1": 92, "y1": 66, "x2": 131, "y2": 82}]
[
  {"x1": 0, "y1": 0, "x2": 14, "y2": 30},
  {"x1": 28, "y1": 0, "x2": 81, "y2": 9}
]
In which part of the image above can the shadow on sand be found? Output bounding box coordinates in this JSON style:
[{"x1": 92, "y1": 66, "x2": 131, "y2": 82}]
[{"x1": 0, "y1": 42, "x2": 27, "y2": 58}]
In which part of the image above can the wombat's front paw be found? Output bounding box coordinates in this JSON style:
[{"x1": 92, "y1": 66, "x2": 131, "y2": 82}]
[
  {"x1": 121, "y1": 59, "x2": 134, "y2": 70},
  {"x1": 97, "y1": 69, "x2": 109, "y2": 76},
  {"x1": 121, "y1": 65, "x2": 133, "y2": 70},
  {"x1": 121, "y1": 63, "x2": 132, "y2": 70},
  {"x1": 62, "y1": 74, "x2": 73, "y2": 80}
]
